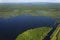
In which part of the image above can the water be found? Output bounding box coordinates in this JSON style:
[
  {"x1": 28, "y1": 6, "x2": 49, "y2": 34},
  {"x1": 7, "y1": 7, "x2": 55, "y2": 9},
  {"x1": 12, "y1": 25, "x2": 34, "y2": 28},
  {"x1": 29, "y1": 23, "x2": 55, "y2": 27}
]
[{"x1": 0, "y1": 16, "x2": 56, "y2": 40}]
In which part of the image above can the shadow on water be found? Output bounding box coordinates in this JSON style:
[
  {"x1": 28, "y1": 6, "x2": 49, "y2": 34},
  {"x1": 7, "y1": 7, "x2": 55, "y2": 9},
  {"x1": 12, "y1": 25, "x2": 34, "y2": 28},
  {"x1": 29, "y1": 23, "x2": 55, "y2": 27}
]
[{"x1": 0, "y1": 16, "x2": 56, "y2": 40}]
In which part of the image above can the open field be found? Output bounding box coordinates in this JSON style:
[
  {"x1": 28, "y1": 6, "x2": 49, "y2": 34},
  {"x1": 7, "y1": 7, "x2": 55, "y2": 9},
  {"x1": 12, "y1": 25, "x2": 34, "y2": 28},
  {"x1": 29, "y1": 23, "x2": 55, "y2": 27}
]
[{"x1": 16, "y1": 27, "x2": 51, "y2": 40}]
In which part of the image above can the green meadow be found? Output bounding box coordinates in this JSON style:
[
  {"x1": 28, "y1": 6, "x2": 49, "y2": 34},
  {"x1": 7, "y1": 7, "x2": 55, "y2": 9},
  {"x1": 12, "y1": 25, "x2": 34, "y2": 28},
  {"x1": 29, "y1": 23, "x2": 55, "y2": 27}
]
[
  {"x1": 16, "y1": 27, "x2": 51, "y2": 40},
  {"x1": 57, "y1": 25, "x2": 60, "y2": 40},
  {"x1": 57, "y1": 32, "x2": 60, "y2": 40}
]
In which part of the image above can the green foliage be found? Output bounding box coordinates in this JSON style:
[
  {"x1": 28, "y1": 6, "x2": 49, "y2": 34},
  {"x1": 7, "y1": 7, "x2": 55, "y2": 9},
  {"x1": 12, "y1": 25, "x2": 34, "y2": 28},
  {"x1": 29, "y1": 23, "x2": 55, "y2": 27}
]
[
  {"x1": 0, "y1": 3, "x2": 60, "y2": 22},
  {"x1": 0, "y1": 3, "x2": 60, "y2": 17},
  {"x1": 50, "y1": 24, "x2": 60, "y2": 40},
  {"x1": 56, "y1": 25, "x2": 60, "y2": 40},
  {"x1": 16, "y1": 27, "x2": 51, "y2": 40},
  {"x1": 57, "y1": 32, "x2": 60, "y2": 40}
]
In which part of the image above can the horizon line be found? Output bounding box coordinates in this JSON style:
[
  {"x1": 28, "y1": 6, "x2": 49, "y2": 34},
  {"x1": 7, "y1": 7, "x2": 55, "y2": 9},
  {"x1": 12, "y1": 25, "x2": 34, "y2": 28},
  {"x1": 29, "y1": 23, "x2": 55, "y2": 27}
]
[{"x1": 0, "y1": 2, "x2": 60, "y2": 3}]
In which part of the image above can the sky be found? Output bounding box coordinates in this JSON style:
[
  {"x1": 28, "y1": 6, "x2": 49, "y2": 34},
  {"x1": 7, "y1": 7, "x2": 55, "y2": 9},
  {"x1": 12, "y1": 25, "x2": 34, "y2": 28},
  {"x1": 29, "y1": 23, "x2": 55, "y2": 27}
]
[{"x1": 0, "y1": 0, "x2": 60, "y2": 3}]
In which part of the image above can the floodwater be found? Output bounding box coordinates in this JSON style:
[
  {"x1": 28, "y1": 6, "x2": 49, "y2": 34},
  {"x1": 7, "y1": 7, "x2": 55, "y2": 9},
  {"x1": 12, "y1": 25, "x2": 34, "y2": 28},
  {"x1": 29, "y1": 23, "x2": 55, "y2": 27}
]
[{"x1": 0, "y1": 16, "x2": 56, "y2": 40}]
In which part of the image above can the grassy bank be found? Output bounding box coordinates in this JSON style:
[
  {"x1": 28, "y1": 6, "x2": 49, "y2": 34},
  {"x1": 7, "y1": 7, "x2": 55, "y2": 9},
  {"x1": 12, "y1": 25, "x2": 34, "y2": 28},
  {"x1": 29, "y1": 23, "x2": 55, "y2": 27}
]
[
  {"x1": 50, "y1": 24, "x2": 60, "y2": 40},
  {"x1": 57, "y1": 31, "x2": 60, "y2": 40},
  {"x1": 57, "y1": 25, "x2": 60, "y2": 40},
  {"x1": 16, "y1": 27, "x2": 51, "y2": 40}
]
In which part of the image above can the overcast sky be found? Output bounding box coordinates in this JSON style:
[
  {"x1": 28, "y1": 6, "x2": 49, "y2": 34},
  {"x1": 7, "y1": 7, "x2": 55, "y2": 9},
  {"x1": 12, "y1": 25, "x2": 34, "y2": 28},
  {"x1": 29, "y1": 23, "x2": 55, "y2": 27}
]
[{"x1": 0, "y1": 0, "x2": 60, "y2": 3}]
